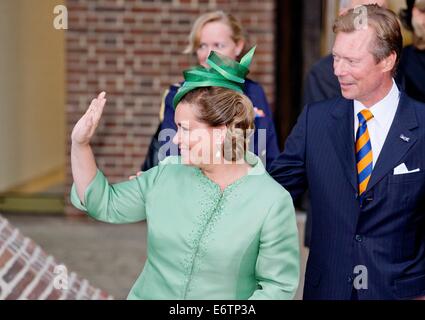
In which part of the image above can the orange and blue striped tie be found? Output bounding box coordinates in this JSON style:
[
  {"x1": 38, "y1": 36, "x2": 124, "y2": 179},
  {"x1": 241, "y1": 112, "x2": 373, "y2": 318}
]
[{"x1": 356, "y1": 109, "x2": 374, "y2": 197}]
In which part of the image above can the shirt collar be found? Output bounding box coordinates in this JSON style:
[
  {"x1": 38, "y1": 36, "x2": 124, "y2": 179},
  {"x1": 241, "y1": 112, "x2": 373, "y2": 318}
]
[{"x1": 354, "y1": 79, "x2": 400, "y2": 128}]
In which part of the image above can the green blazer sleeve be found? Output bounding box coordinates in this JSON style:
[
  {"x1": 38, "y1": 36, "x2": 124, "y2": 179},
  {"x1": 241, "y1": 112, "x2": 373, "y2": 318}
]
[
  {"x1": 70, "y1": 165, "x2": 163, "y2": 224},
  {"x1": 250, "y1": 191, "x2": 300, "y2": 300}
]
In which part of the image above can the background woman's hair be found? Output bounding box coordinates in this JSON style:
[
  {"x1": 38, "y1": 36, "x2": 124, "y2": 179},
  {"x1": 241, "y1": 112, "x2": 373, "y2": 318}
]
[
  {"x1": 184, "y1": 11, "x2": 247, "y2": 55},
  {"x1": 399, "y1": 0, "x2": 416, "y2": 30},
  {"x1": 179, "y1": 87, "x2": 255, "y2": 162}
]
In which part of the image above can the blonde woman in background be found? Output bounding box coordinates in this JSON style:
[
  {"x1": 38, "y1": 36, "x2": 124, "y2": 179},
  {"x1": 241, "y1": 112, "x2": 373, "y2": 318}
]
[{"x1": 142, "y1": 11, "x2": 280, "y2": 172}]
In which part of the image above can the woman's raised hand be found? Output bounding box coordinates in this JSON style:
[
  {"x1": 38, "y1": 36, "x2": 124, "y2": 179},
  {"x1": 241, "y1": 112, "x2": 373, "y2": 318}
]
[{"x1": 71, "y1": 92, "x2": 107, "y2": 146}]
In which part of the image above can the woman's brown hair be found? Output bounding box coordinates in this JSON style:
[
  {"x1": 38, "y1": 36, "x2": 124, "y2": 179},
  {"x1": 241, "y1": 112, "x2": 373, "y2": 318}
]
[{"x1": 179, "y1": 87, "x2": 255, "y2": 162}]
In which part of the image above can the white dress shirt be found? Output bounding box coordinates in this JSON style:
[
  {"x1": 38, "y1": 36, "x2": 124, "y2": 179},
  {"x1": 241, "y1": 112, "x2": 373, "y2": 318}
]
[{"x1": 354, "y1": 80, "x2": 400, "y2": 168}]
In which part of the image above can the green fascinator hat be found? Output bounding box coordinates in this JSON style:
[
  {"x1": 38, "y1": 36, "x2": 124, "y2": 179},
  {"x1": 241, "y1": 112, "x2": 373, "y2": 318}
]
[{"x1": 173, "y1": 46, "x2": 256, "y2": 109}]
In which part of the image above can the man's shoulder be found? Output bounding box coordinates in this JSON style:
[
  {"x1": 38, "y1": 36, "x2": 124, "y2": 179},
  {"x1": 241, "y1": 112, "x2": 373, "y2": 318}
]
[
  {"x1": 401, "y1": 45, "x2": 416, "y2": 57},
  {"x1": 310, "y1": 54, "x2": 334, "y2": 74},
  {"x1": 306, "y1": 96, "x2": 347, "y2": 114}
]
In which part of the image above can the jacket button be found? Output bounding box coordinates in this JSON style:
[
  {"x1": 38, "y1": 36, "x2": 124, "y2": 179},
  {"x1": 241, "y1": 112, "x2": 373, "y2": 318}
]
[{"x1": 355, "y1": 235, "x2": 363, "y2": 242}]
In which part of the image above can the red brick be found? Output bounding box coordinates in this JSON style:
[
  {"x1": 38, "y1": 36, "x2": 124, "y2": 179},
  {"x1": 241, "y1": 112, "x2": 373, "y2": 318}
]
[
  {"x1": 27, "y1": 278, "x2": 49, "y2": 300},
  {"x1": 5, "y1": 271, "x2": 36, "y2": 300},
  {"x1": 4, "y1": 258, "x2": 26, "y2": 283},
  {"x1": 0, "y1": 250, "x2": 13, "y2": 269},
  {"x1": 0, "y1": 215, "x2": 112, "y2": 300},
  {"x1": 65, "y1": 0, "x2": 275, "y2": 211},
  {"x1": 46, "y1": 288, "x2": 62, "y2": 300}
]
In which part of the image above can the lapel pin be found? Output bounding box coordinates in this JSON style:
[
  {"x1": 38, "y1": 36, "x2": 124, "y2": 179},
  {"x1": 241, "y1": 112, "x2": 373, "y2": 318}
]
[{"x1": 400, "y1": 134, "x2": 411, "y2": 143}]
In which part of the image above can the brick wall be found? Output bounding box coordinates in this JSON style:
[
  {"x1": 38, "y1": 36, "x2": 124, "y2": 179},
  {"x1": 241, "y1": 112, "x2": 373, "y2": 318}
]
[
  {"x1": 0, "y1": 214, "x2": 112, "y2": 299},
  {"x1": 65, "y1": 0, "x2": 276, "y2": 214}
]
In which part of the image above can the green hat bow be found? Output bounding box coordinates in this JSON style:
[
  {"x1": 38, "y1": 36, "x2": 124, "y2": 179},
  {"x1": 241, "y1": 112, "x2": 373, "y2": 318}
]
[{"x1": 173, "y1": 46, "x2": 256, "y2": 109}]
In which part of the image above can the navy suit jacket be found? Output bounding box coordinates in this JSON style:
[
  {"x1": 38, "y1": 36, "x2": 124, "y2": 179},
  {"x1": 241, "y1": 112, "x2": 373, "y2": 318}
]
[
  {"x1": 271, "y1": 93, "x2": 425, "y2": 300},
  {"x1": 396, "y1": 45, "x2": 425, "y2": 104},
  {"x1": 303, "y1": 54, "x2": 341, "y2": 106}
]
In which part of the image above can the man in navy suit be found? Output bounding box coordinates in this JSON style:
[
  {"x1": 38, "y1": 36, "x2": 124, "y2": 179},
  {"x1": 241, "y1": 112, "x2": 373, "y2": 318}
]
[
  {"x1": 271, "y1": 5, "x2": 425, "y2": 300},
  {"x1": 302, "y1": 0, "x2": 390, "y2": 250}
]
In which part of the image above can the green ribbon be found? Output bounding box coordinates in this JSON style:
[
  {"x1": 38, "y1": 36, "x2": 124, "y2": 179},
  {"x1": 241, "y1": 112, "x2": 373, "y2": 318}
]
[
  {"x1": 239, "y1": 46, "x2": 256, "y2": 69},
  {"x1": 173, "y1": 46, "x2": 257, "y2": 109}
]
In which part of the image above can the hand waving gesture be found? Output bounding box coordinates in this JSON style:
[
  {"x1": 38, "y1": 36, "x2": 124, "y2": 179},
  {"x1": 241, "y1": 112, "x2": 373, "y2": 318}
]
[{"x1": 71, "y1": 92, "x2": 107, "y2": 146}]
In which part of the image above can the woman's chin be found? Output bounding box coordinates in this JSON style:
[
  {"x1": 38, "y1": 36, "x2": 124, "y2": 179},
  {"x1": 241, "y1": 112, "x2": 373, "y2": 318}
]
[
  {"x1": 180, "y1": 152, "x2": 208, "y2": 168},
  {"x1": 180, "y1": 150, "x2": 192, "y2": 164},
  {"x1": 181, "y1": 155, "x2": 191, "y2": 165}
]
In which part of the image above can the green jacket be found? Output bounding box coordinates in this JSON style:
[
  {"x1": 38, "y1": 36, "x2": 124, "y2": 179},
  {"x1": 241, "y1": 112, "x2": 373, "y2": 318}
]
[{"x1": 71, "y1": 155, "x2": 300, "y2": 300}]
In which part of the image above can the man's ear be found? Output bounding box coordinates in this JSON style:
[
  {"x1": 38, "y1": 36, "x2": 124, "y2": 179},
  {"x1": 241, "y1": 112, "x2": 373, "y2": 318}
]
[{"x1": 381, "y1": 51, "x2": 397, "y2": 73}]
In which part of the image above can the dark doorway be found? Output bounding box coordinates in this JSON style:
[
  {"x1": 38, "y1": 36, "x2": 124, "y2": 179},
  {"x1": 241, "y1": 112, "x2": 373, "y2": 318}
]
[{"x1": 275, "y1": 0, "x2": 323, "y2": 149}]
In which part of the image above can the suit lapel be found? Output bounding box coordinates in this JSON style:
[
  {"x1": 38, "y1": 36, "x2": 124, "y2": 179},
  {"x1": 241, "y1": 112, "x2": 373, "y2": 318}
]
[
  {"x1": 328, "y1": 98, "x2": 358, "y2": 192},
  {"x1": 366, "y1": 93, "x2": 419, "y2": 192}
]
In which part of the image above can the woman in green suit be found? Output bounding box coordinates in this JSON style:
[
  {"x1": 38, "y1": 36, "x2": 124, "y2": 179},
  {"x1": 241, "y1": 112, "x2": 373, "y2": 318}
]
[{"x1": 70, "y1": 48, "x2": 300, "y2": 300}]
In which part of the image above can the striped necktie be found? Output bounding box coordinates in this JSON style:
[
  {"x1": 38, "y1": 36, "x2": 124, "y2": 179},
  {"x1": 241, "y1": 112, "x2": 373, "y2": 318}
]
[{"x1": 356, "y1": 109, "x2": 374, "y2": 197}]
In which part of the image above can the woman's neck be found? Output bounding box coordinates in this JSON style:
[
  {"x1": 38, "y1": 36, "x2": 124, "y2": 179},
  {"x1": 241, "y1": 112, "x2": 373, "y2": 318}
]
[{"x1": 201, "y1": 161, "x2": 252, "y2": 191}]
